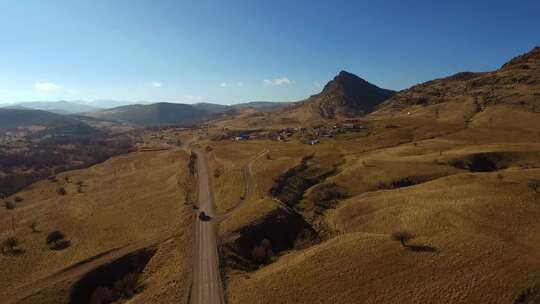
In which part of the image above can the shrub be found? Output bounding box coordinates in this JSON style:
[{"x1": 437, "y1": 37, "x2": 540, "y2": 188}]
[
  {"x1": 47, "y1": 230, "x2": 65, "y2": 244},
  {"x1": 188, "y1": 152, "x2": 198, "y2": 175},
  {"x1": 46, "y1": 230, "x2": 70, "y2": 250},
  {"x1": 260, "y1": 238, "x2": 272, "y2": 250},
  {"x1": 251, "y1": 245, "x2": 267, "y2": 263},
  {"x1": 528, "y1": 179, "x2": 540, "y2": 194},
  {"x1": 1, "y1": 237, "x2": 19, "y2": 255},
  {"x1": 391, "y1": 231, "x2": 415, "y2": 247},
  {"x1": 4, "y1": 201, "x2": 15, "y2": 210},
  {"x1": 57, "y1": 187, "x2": 67, "y2": 195},
  {"x1": 309, "y1": 183, "x2": 347, "y2": 207}
]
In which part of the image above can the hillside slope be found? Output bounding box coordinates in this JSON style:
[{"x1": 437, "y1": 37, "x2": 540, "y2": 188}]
[{"x1": 375, "y1": 47, "x2": 540, "y2": 120}]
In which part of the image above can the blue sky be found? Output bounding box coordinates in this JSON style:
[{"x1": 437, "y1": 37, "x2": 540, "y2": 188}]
[{"x1": 0, "y1": 0, "x2": 539, "y2": 105}]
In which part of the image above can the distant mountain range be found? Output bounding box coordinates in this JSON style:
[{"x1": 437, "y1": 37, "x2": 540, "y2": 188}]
[{"x1": 1, "y1": 101, "x2": 101, "y2": 114}]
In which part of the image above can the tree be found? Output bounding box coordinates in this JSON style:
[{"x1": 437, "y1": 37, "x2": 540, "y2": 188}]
[
  {"x1": 1, "y1": 237, "x2": 19, "y2": 255},
  {"x1": 251, "y1": 245, "x2": 267, "y2": 263},
  {"x1": 391, "y1": 231, "x2": 415, "y2": 247},
  {"x1": 4, "y1": 201, "x2": 15, "y2": 210},
  {"x1": 529, "y1": 179, "x2": 540, "y2": 193},
  {"x1": 113, "y1": 273, "x2": 140, "y2": 299},
  {"x1": 57, "y1": 187, "x2": 67, "y2": 195}
]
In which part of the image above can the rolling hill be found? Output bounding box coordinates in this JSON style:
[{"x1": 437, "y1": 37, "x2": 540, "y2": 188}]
[
  {"x1": 85, "y1": 102, "x2": 211, "y2": 126},
  {"x1": 0, "y1": 108, "x2": 85, "y2": 129}
]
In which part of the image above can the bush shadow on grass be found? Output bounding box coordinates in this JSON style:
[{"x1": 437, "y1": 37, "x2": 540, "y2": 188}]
[
  {"x1": 50, "y1": 240, "x2": 71, "y2": 251},
  {"x1": 406, "y1": 244, "x2": 438, "y2": 253},
  {"x1": 2, "y1": 248, "x2": 26, "y2": 256}
]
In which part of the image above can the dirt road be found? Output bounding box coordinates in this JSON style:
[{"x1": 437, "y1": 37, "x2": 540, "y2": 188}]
[
  {"x1": 189, "y1": 149, "x2": 266, "y2": 304},
  {"x1": 190, "y1": 150, "x2": 225, "y2": 304}
]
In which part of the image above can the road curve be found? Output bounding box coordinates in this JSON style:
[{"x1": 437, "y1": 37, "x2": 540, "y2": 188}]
[{"x1": 190, "y1": 150, "x2": 225, "y2": 304}]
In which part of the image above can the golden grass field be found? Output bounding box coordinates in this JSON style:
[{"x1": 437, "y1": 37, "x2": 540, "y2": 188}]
[
  {"x1": 1, "y1": 47, "x2": 539, "y2": 304},
  {"x1": 1, "y1": 99, "x2": 539, "y2": 304},
  {"x1": 215, "y1": 105, "x2": 540, "y2": 304},
  {"x1": 0, "y1": 149, "x2": 194, "y2": 303}
]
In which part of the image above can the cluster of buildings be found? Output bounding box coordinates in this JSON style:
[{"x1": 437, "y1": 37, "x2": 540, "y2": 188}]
[{"x1": 216, "y1": 119, "x2": 367, "y2": 145}]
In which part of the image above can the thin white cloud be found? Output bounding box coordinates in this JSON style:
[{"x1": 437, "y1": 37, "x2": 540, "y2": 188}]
[
  {"x1": 314, "y1": 82, "x2": 322, "y2": 88},
  {"x1": 263, "y1": 77, "x2": 292, "y2": 86},
  {"x1": 151, "y1": 81, "x2": 163, "y2": 88},
  {"x1": 35, "y1": 82, "x2": 61, "y2": 91},
  {"x1": 221, "y1": 81, "x2": 243, "y2": 88}
]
